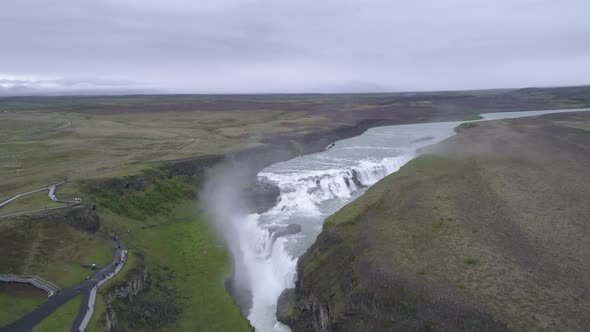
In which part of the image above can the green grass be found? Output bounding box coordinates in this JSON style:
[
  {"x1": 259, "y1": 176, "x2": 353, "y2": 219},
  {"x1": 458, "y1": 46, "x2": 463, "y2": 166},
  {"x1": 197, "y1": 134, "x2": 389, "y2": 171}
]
[
  {"x1": 0, "y1": 220, "x2": 113, "y2": 288},
  {"x1": 94, "y1": 177, "x2": 189, "y2": 221},
  {"x1": 31, "y1": 295, "x2": 82, "y2": 332},
  {"x1": 117, "y1": 204, "x2": 250, "y2": 331},
  {"x1": 0, "y1": 283, "x2": 46, "y2": 326}
]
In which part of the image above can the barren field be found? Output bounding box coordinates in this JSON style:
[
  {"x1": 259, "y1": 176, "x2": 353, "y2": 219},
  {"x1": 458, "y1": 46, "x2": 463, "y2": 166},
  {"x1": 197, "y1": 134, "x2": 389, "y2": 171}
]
[{"x1": 2, "y1": 86, "x2": 589, "y2": 200}]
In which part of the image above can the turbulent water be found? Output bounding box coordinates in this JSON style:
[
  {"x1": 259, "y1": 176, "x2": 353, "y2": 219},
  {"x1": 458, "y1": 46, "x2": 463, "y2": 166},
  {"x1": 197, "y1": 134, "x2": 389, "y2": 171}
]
[{"x1": 227, "y1": 108, "x2": 589, "y2": 331}]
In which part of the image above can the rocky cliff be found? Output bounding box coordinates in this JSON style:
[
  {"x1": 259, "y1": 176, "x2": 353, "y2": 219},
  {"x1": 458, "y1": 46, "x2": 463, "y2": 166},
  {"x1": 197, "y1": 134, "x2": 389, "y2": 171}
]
[{"x1": 101, "y1": 253, "x2": 148, "y2": 331}]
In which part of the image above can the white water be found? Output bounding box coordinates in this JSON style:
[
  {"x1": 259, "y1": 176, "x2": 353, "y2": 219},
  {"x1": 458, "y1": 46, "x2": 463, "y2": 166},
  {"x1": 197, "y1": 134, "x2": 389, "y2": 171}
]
[{"x1": 230, "y1": 108, "x2": 589, "y2": 331}]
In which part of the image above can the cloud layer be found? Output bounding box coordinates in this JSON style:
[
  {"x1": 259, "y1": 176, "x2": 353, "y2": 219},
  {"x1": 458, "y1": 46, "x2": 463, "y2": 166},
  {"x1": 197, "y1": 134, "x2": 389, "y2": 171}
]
[{"x1": 1, "y1": 0, "x2": 589, "y2": 94}]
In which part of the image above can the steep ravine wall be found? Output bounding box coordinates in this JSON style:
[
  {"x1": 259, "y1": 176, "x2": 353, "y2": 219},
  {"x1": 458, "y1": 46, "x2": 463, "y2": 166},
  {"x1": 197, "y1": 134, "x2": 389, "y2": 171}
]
[
  {"x1": 102, "y1": 253, "x2": 148, "y2": 331},
  {"x1": 280, "y1": 224, "x2": 507, "y2": 331}
]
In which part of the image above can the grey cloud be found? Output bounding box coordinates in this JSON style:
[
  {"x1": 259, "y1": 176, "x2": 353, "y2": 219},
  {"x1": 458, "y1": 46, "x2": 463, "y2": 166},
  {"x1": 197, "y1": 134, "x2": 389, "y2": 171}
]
[
  {"x1": 0, "y1": 77, "x2": 145, "y2": 96},
  {"x1": 0, "y1": 0, "x2": 589, "y2": 94}
]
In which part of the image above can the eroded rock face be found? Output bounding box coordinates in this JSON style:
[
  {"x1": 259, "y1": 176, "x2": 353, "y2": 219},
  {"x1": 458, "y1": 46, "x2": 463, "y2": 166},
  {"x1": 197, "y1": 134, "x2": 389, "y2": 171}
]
[
  {"x1": 276, "y1": 288, "x2": 298, "y2": 327},
  {"x1": 40, "y1": 204, "x2": 101, "y2": 233},
  {"x1": 410, "y1": 136, "x2": 435, "y2": 144},
  {"x1": 244, "y1": 178, "x2": 281, "y2": 214},
  {"x1": 269, "y1": 224, "x2": 302, "y2": 239},
  {"x1": 288, "y1": 228, "x2": 509, "y2": 332}
]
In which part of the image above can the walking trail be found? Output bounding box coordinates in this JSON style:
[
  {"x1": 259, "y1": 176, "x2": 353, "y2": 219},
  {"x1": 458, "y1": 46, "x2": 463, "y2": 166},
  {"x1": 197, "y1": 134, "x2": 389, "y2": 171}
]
[
  {"x1": 0, "y1": 242, "x2": 127, "y2": 332},
  {"x1": 73, "y1": 249, "x2": 128, "y2": 332},
  {"x1": 0, "y1": 181, "x2": 81, "y2": 219}
]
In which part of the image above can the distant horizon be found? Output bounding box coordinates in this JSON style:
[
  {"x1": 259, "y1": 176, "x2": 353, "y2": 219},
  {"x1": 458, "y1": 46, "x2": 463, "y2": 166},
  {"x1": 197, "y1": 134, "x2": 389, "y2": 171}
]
[{"x1": 1, "y1": 83, "x2": 589, "y2": 99}]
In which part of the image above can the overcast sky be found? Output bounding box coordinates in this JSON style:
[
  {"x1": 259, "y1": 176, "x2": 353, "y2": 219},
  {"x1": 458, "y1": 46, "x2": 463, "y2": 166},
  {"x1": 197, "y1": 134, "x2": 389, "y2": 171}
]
[{"x1": 1, "y1": 0, "x2": 589, "y2": 94}]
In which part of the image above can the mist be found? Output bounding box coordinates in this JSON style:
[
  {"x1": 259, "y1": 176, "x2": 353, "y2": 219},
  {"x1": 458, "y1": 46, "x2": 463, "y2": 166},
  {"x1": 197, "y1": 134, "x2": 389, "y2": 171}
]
[{"x1": 200, "y1": 163, "x2": 254, "y2": 312}]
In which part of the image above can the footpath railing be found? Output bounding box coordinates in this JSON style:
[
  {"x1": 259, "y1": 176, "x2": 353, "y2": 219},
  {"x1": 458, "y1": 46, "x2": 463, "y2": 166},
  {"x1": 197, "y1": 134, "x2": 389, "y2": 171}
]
[{"x1": 0, "y1": 274, "x2": 61, "y2": 297}]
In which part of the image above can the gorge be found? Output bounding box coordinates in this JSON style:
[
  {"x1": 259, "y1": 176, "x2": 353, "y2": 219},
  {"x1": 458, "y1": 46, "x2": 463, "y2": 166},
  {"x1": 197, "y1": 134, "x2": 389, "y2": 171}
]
[{"x1": 203, "y1": 108, "x2": 589, "y2": 331}]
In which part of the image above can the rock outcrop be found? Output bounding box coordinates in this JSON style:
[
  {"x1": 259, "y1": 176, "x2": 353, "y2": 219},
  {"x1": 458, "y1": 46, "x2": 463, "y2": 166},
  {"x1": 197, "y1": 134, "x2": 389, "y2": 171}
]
[
  {"x1": 244, "y1": 178, "x2": 281, "y2": 214},
  {"x1": 33, "y1": 203, "x2": 101, "y2": 233},
  {"x1": 276, "y1": 288, "x2": 298, "y2": 327}
]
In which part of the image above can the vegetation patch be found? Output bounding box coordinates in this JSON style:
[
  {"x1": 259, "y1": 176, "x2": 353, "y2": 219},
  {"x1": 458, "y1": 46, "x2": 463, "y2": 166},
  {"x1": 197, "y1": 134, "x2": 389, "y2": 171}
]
[
  {"x1": 116, "y1": 209, "x2": 250, "y2": 331},
  {"x1": 464, "y1": 257, "x2": 479, "y2": 267},
  {"x1": 94, "y1": 177, "x2": 191, "y2": 221}
]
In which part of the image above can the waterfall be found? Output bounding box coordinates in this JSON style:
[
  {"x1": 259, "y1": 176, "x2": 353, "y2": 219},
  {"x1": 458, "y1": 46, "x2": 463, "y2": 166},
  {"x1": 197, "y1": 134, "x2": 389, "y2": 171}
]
[{"x1": 243, "y1": 154, "x2": 415, "y2": 331}]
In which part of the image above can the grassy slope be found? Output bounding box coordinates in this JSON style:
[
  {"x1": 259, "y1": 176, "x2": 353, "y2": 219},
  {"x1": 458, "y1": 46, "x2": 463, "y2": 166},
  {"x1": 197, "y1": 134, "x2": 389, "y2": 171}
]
[
  {"x1": 126, "y1": 214, "x2": 250, "y2": 331},
  {"x1": 0, "y1": 283, "x2": 46, "y2": 326},
  {"x1": 0, "y1": 219, "x2": 113, "y2": 288},
  {"x1": 31, "y1": 295, "x2": 81, "y2": 332},
  {"x1": 297, "y1": 112, "x2": 590, "y2": 331}
]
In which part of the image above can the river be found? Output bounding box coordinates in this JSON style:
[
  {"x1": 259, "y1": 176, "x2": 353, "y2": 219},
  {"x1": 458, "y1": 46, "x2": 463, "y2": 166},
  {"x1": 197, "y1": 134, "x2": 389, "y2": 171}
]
[{"x1": 219, "y1": 108, "x2": 589, "y2": 331}]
